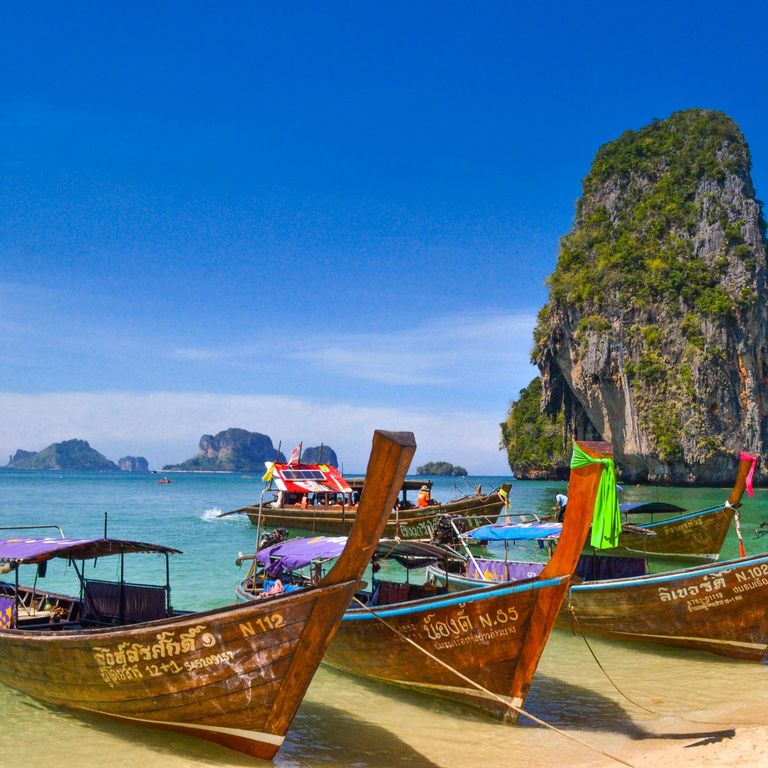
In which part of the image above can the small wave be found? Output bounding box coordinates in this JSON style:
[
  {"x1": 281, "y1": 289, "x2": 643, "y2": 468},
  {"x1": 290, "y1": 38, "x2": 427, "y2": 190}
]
[{"x1": 200, "y1": 507, "x2": 246, "y2": 523}]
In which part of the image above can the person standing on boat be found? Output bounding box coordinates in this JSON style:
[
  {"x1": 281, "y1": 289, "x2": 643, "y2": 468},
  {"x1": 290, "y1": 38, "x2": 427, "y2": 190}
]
[
  {"x1": 417, "y1": 484, "x2": 431, "y2": 508},
  {"x1": 553, "y1": 493, "x2": 568, "y2": 521}
]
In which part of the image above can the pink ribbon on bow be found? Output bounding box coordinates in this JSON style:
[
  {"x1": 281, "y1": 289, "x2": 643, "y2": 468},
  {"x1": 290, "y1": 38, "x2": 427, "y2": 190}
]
[{"x1": 740, "y1": 451, "x2": 758, "y2": 497}]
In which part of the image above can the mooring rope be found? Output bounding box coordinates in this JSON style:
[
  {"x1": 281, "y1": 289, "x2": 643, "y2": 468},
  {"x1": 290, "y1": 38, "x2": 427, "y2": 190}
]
[
  {"x1": 567, "y1": 605, "x2": 765, "y2": 728},
  {"x1": 351, "y1": 595, "x2": 639, "y2": 768},
  {"x1": 567, "y1": 606, "x2": 658, "y2": 714}
]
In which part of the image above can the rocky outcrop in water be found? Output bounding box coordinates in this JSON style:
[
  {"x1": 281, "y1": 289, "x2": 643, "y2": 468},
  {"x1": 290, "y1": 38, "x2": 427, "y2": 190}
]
[
  {"x1": 508, "y1": 110, "x2": 768, "y2": 484},
  {"x1": 501, "y1": 377, "x2": 572, "y2": 479},
  {"x1": 164, "y1": 428, "x2": 286, "y2": 471},
  {"x1": 6, "y1": 440, "x2": 118, "y2": 470},
  {"x1": 415, "y1": 461, "x2": 468, "y2": 476},
  {"x1": 118, "y1": 456, "x2": 149, "y2": 472},
  {"x1": 300, "y1": 446, "x2": 339, "y2": 466}
]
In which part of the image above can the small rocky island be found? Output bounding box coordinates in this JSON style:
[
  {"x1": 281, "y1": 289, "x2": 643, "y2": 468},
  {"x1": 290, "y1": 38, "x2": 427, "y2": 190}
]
[
  {"x1": 118, "y1": 456, "x2": 149, "y2": 472},
  {"x1": 164, "y1": 430, "x2": 340, "y2": 471},
  {"x1": 6, "y1": 439, "x2": 118, "y2": 470},
  {"x1": 163, "y1": 428, "x2": 286, "y2": 472},
  {"x1": 416, "y1": 461, "x2": 468, "y2": 476},
  {"x1": 299, "y1": 445, "x2": 339, "y2": 467}
]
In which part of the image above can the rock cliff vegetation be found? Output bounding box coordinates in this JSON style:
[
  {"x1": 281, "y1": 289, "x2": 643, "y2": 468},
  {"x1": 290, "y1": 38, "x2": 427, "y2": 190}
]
[
  {"x1": 500, "y1": 378, "x2": 571, "y2": 479},
  {"x1": 504, "y1": 109, "x2": 768, "y2": 483}
]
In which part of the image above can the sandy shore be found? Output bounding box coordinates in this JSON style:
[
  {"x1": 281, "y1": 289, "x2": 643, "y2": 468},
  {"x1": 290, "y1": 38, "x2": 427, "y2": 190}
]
[{"x1": 567, "y1": 723, "x2": 768, "y2": 768}]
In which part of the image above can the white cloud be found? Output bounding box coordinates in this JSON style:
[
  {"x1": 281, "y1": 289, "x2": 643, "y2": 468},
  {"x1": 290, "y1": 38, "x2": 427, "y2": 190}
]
[
  {"x1": 171, "y1": 309, "x2": 538, "y2": 389},
  {"x1": 0, "y1": 390, "x2": 511, "y2": 474}
]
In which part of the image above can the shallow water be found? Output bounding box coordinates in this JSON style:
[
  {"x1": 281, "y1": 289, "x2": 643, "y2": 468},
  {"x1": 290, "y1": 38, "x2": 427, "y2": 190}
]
[{"x1": 1, "y1": 470, "x2": 767, "y2": 767}]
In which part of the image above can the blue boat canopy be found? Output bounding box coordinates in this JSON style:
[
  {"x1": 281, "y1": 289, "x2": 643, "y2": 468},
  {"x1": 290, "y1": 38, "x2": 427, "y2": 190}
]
[{"x1": 465, "y1": 522, "x2": 563, "y2": 542}]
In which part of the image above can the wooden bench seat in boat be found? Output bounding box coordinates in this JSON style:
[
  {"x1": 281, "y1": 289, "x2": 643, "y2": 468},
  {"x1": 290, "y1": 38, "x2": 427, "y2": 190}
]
[{"x1": 372, "y1": 580, "x2": 444, "y2": 606}]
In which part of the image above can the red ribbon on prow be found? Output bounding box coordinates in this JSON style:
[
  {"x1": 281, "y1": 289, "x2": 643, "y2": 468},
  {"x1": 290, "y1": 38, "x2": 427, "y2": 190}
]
[{"x1": 739, "y1": 451, "x2": 759, "y2": 497}]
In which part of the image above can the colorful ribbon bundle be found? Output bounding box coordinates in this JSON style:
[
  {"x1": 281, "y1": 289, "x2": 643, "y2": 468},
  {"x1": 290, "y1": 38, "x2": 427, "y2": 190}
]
[{"x1": 570, "y1": 443, "x2": 622, "y2": 549}]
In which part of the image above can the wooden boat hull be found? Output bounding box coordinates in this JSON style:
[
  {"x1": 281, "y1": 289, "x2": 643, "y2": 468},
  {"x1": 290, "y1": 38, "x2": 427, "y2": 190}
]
[
  {"x1": 596, "y1": 504, "x2": 735, "y2": 560},
  {"x1": 0, "y1": 581, "x2": 358, "y2": 759},
  {"x1": 562, "y1": 553, "x2": 768, "y2": 660},
  {"x1": 427, "y1": 555, "x2": 768, "y2": 661},
  {"x1": 244, "y1": 491, "x2": 508, "y2": 538},
  {"x1": 325, "y1": 576, "x2": 572, "y2": 719}
]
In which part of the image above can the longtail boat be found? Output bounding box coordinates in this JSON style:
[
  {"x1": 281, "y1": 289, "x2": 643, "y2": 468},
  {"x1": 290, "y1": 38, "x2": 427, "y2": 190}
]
[
  {"x1": 426, "y1": 457, "x2": 767, "y2": 661},
  {"x1": 238, "y1": 441, "x2": 611, "y2": 719},
  {"x1": 429, "y1": 549, "x2": 768, "y2": 661},
  {"x1": 325, "y1": 441, "x2": 611, "y2": 718},
  {"x1": 0, "y1": 429, "x2": 415, "y2": 760},
  {"x1": 560, "y1": 552, "x2": 768, "y2": 660},
  {"x1": 225, "y1": 459, "x2": 510, "y2": 539},
  {"x1": 580, "y1": 453, "x2": 755, "y2": 560}
]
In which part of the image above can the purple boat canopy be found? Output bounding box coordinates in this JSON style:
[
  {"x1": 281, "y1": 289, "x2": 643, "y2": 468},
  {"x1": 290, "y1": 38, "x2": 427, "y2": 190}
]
[
  {"x1": 466, "y1": 522, "x2": 563, "y2": 542},
  {"x1": 255, "y1": 536, "x2": 465, "y2": 577},
  {"x1": 0, "y1": 537, "x2": 181, "y2": 565},
  {"x1": 256, "y1": 536, "x2": 347, "y2": 576}
]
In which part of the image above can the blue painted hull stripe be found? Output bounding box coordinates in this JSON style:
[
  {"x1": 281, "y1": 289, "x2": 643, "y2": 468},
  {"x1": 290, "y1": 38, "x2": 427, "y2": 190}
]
[
  {"x1": 637, "y1": 505, "x2": 725, "y2": 530},
  {"x1": 572, "y1": 554, "x2": 768, "y2": 591},
  {"x1": 430, "y1": 555, "x2": 768, "y2": 593},
  {"x1": 343, "y1": 576, "x2": 567, "y2": 621}
]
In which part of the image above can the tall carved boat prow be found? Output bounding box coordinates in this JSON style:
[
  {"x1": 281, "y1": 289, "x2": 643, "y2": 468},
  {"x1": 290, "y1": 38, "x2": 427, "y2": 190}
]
[{"x1": 322, "y1": 440, "x2": 612, "y2": 719}]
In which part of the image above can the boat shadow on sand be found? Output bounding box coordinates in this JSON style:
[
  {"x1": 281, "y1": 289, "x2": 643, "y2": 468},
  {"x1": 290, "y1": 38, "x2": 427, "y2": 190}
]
[
  {"x1": 324, "y1": 661, "x2": 736, "y2": 753},
  {"x1": 9, "y1": 691, "x2": 444, "y2": 767},
  {"x1": 527, "y1": 673, "x2": 735, "y2": 745}
]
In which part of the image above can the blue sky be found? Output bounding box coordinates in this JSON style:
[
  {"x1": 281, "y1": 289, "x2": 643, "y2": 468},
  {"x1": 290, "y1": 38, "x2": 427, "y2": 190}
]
[{"x1": 2, "y1": 3, "x2": 768, "y2": 472}]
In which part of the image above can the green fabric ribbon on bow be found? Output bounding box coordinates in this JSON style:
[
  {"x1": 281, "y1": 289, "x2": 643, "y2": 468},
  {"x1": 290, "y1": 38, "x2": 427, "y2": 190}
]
[{"x1": 570, "y1": 443, "x2": 622, "y2": 549}]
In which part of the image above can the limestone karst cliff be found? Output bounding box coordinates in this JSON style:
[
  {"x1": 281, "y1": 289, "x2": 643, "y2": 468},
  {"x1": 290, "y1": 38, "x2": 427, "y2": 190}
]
[
  {"x1": 507, "y1": 109, "x2": 768, "y2": 483},
  {"x1": 118, "y1": 456, "x2": 149, "y2": 472},
  {"x1": 300, "y1": 445, "x2": 339, "y2": 467}
]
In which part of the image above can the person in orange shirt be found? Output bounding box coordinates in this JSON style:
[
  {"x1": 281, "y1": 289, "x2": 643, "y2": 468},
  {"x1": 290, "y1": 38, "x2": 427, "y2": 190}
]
[{"x1": 416, "y1": 484, "x2": 431, "y2": 508}]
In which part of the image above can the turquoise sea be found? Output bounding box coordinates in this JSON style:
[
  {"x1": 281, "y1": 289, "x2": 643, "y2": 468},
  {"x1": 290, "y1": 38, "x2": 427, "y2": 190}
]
[{"x1": 1, "y1": 470, "x2": 767, "y2": 768}]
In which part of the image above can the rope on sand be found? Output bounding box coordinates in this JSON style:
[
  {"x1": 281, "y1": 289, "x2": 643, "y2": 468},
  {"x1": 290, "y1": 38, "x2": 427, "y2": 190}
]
[
  {"x1": 351, "y1": 595, "x2": 640, "y2": 768},
  {"x1": 567, "y1": 606, "x2": 764, "y2": 728}
]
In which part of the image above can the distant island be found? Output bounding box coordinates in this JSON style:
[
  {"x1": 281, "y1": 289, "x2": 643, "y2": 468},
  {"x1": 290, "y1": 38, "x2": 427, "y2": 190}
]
[
  {"x1": 163, "y1": 428, "x2": 288, "y2": 472},
  {"x1": 416, "y1": 461, "x2": 468, "y2": 476},
  {"x1": 163, "y1": 429, "x2": 341, "y2": 472},
  {"x1": 6, "y1": 439, "x2": 119, "y2": 470},
  {"x1": 118, "y1": 456, "x2": 149, "y2": 472},
  {"x1": 299, "y1": 445, "x2": 338, "y2": 467},
  {"x1": 2, "y1": 428, "x2": 341, "y2": 473}
]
